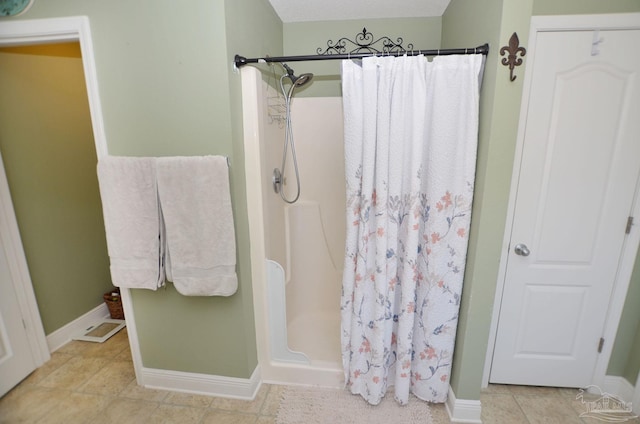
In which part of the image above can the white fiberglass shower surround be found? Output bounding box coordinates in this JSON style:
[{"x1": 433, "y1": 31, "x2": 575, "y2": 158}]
[{"x1": 242, "y1": 65, "x2": 345, "y2": 386}]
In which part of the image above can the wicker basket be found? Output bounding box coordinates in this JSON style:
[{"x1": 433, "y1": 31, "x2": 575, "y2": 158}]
[{"x1": 103, "y1": 288, "x2": 124, "y2": 319}]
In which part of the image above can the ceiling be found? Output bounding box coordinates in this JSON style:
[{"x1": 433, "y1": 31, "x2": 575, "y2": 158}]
[{"x1": 268, "y1": 0, "x2": 452, "y2": 23}]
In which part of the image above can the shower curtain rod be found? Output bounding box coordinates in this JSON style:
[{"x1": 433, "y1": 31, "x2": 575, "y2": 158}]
[{"x1": 234, "y1": 43, "x2": 489, "y2": 68}]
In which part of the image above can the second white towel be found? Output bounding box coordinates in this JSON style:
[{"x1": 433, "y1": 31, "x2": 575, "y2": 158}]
[{"x1": 156, "y1": 156, "x2": 237, "y2": 296}]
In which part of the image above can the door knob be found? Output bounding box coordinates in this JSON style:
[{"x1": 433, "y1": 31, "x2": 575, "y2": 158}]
[{"x1": 514, "y1": 243, "x2": 530, "y2": 256}]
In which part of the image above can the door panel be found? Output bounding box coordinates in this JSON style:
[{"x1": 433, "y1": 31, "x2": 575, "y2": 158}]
[
  {"x1": 0, "y1": 152, "x2": 41, "y2": 397},
  {"x1": 490, "y1": 29, "x2": 640, "y2": 387},
  {"x1": 0, "y1": 235, "x2": 37, "y2": 397},
  {"x1": 517, "y1": 285, "x2": 586, "y2": 356},
  {"x1": 534, "y1": 63, "x2": 631, "y2": 264}
]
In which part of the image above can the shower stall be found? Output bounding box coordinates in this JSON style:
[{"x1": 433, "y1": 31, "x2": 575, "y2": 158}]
[
  {"x1": 241, "y1": 65, "x2": 345, "y2": 387},
  {"x1": 239, "y1": 40, "x2": 489, "y2": 389}
]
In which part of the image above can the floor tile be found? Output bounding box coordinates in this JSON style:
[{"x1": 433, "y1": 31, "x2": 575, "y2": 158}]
[
  {"x1": 21, "y1": 352, "x2": 73, "y2": 386},
  {"x1": 54, "y1": 340, "x2": 94, "y2": 356},
  {"x1": 515, "y1": 394, "x2": 582, "y2": 424},
  {"x1": 481, "y1": 383, "x2": 513, "y2": 395},
  {"x1": 3, "y1": 332, "x2": 628, "y2": 424},
  {"x1": 115, "y1": 347, "x2": 133, "y2": 362},
  {"x1": 210, "y1": 383, "x2": 268, "y2": 414},
  {"x1": 78, "y1": 359, "x2": 135, "y2": 396},
  {"x1": 0, "y1": 386, "x2": 69, "y2": 423},
  {"x1": 146, "y1": 403, "x2": 207, "y2": 424},
  {"x1": 557, "y1": 387, "x2": 585, "y2": 400},
  {"x1": 163, "y1": 391, "x2": 214, "y2": 408},
  {"x1": 83, "y1": 333, "x2": 129, "y2": 359},
  {"x1": 119, "y1": 380, "x2": 169, "y2": 402},
  {"x1": 201, "y1": 410, "x2": 258, "y2": 424},
  {"x1": 90, "y1": 398, "x2": 159, "y2": 424},
  {"x1": 0, "y1": 381, "x2": 31, "y2": 406},
  {"x1": 480, "y1": 393, "x2": 529, "y2": 424},
  {"x1": 261, "y1": 384, "x2": 286, "y2": 416},
  {"x1": 35, "y1": 391, "x2": 111, "y2": 424},
  {"x1": 509, "y1": 385, "x2": 562, "y2": 397},
  {"x1": 38, "y1": 356, "x2": 110, "y2": 390}
]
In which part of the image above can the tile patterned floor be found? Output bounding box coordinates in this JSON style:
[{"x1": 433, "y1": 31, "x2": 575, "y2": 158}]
[{"x1": 0, "y1": 328, "x2": 637, "y2": 423}]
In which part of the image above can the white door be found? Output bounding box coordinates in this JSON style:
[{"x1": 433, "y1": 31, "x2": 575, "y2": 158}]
[
  {"x1": 490, "y1": 28, "x2": 640, "y2": 387},
  {"x1": 0, "y1": 160, "x2": 39, "y2": 397},
  {"x1": 0, "y1": 243, "x2": 38, "y2": 397}
]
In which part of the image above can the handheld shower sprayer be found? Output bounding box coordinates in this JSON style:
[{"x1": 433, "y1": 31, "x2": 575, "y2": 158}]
[{"x1": 272, "y1": 63, "x2": 314, "y2": 204}]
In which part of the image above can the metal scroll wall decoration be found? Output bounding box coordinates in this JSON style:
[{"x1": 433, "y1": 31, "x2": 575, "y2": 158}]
[
  {"x1": 500, "y1": 32, "x2": 527, "y2": 82},
  {"x1": 317, "y1": 27, "x2": 415, "y2": 55}
]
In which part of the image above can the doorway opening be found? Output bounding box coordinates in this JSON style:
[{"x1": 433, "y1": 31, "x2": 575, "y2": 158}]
[{"x1": 0, "y1": 17, "x2": 141, "y2": 396}]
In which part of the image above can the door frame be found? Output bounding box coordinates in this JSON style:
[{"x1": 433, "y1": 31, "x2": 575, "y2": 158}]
[
  {"x1": 483, "y1": 13, "x2": 640, "y2": 389},
  {"x1": 0, "y1": 17, "x2": 144, "y2": 383}
]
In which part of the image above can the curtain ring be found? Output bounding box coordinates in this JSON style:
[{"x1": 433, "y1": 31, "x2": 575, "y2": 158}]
[
  {"x1": 474, "y1": 47, "x2": 477, "y2": 54},
  {"x1": 437, "y1": 49, "x2": 440, "y2": 56}
]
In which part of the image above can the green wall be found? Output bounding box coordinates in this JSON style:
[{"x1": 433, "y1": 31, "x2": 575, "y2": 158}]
[
  {"x1": 15, "y1": 0, "x2": 281, "y2": 378},
  {"x1": 608, "y1": 249, "x2": 640, "y2": 383},
  {"x1": 442, "y1": 0, "x2": 534, "y2": 401},
  {"x1": 283, "y1": 18, "x2": 442, "y2": 97},
  {"x1": 625, "y1": 324, "x2": 640, "y2": 385},
  {"x1": 0, "y1": 43, "x2": 113, "y2": 334},
  {"x1": 533, "y1": 0, "x2": 640, "y2": 15}
]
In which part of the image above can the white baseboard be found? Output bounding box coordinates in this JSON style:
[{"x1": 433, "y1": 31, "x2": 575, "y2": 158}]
[
  {"x1": 445, "y1": 385, "x2": 482, "y2": 423},
  {"x1": 46, "y1": 303, "x2": 110, "y2": 352},
  {"x1": 602, "y1": 375, "x2": 635, "y2": 403},
  {"x1": 141, "y1": 365, "x2": 262, "y2": 400}
]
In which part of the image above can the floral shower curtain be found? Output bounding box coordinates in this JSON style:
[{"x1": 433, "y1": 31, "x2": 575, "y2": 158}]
[{"x1": 341, "y1": 54, "x2": 483, "y2": 405}]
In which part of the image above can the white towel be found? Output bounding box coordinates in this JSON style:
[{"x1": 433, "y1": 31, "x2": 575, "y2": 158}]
[
  {"x1": 97, "y1": 157, "x2": 164, "y2": 290},
  {"x1": 156, "y1": 156, "x2": 237, "y2": 296}
]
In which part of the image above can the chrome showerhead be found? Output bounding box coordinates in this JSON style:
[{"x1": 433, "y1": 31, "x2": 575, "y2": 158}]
[
  {"x1": 292, "y1": 73, "x2": 313, "y2": 87},
  {"x1": 282, "y1": 63, "x2": 314, "y2": 88}
]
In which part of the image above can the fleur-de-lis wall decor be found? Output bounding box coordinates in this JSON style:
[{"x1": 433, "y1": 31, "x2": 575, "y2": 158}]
[{"x1": 500, "y1": 32, "x2": 526, "y2": 82}]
